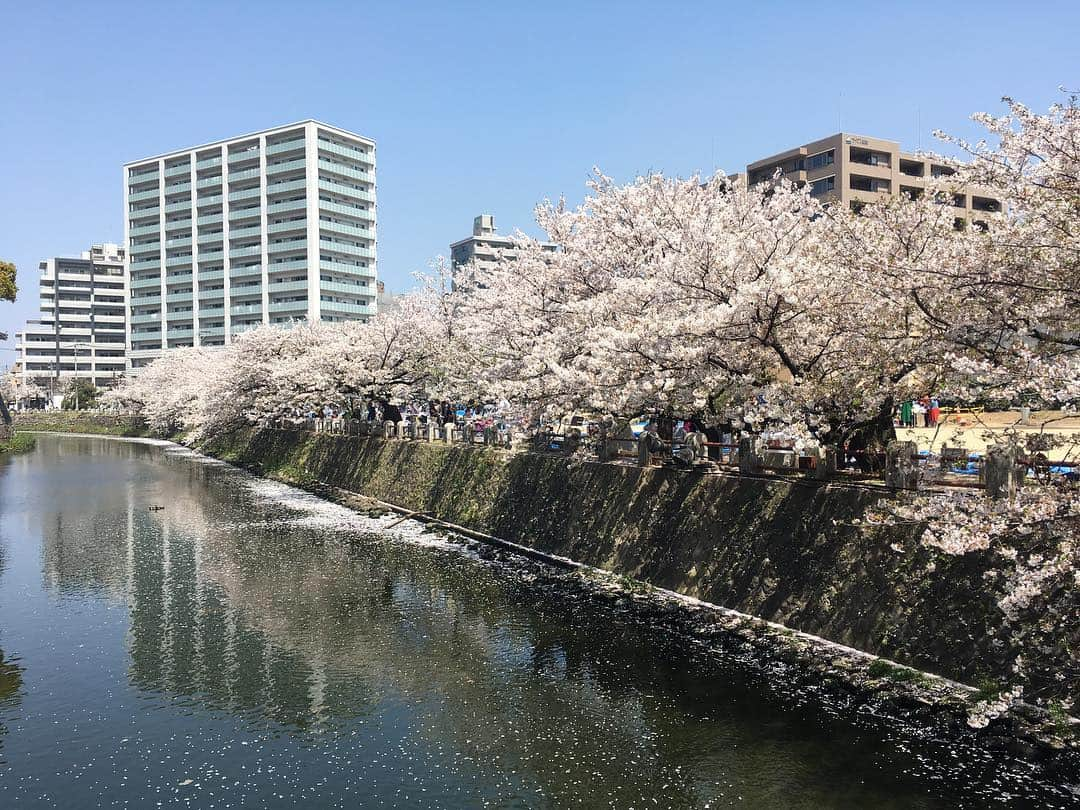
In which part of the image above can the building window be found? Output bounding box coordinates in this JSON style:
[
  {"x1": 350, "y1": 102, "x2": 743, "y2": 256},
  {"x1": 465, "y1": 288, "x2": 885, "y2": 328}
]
[
  {"x1": 807, "y1": 150, "x2": 834, "y2": 170},
  {"x1": 810, "y1": 176, "x2": 835, "y2": 196}
]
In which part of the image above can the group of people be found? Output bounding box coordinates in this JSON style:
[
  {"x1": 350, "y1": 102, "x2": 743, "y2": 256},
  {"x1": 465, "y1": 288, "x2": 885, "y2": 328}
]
[
  {"x1": 298, "y1": 397, "x2": 520, "y2": 440},
  {"x1": 898, "y1": 396, "x2": 942, "y2": 428}
]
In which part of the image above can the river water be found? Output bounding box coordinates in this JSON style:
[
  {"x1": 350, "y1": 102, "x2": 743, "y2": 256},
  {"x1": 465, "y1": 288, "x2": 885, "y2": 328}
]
[{"x1": 0, "y1": 434, "x2": 1073, "y2": 808}]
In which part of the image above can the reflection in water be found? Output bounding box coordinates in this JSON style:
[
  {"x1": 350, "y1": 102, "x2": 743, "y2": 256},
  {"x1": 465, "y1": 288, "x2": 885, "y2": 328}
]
[
  {"x1": 0, "y1": 435, "x2": 1074, "y2": 808},
  {"x1": 0, "y1": 645, "x2": 24, "y2": 766}
]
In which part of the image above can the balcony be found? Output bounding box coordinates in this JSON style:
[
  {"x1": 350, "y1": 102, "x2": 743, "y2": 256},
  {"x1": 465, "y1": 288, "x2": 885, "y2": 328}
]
[
  {"x1": 130, "y1": 275, "x2": 161, "y2": 289},
  {"x1": 229, "y1": 224, "x2": 263, "y2": 240},
  {"x1": 197, "y1": 232, "x2": 224, "y2": 247},
  {"x1": 267, "y1": 198, "x2": 307, "y2": 215},
  {"x1": 130, "y1": 313, "x2": 162, "y2": 325},
  {"x1": 318, "y1": 139, "x2": 374, "y2": 164},
  {"x1": 229, "y1": 167, "x2": 262, "y2": 183},
  {"x1": 230, "y1": 264, "x2": 263, "y2": 279},
  {"x1": 319, "y1": 260, "x2": 374, "y2": 276},
  {"x1": 198, "y1": 326, "x2": 226, "y2": 337},
  {"x1": 165, "y1": 218, "x2": 193, "y2": 232},
  {"x1": 128, "y1": 188, "x2": 161, "y2": 204},
  {"x1": 165, "y1": 254, "x2": 193, "y2": 267},
  {"x1": 129, "y1": 206, "x2": 161, "y2": 222},
  {"x1": 321, "y1": 300, "x2": 374, "y2": 316},
  {"x1": 228, "y1": 187, "x2": 261, "y2": 203},
  {"x1": 318, "y1": 178, "x2": 375, "y2": 202},
  {"x1": 166, "y1": 291, "x2": 193, "y2": 304},
  {"x1": 319, "y1": 240, "x2": 374, "y2": 259},
  {"x1": 131, "y1": 242, "x2": 161, "y2": 256},
  {"x1": 164, "y1": 181, "x2": 192, "y2": 196},
  {"x1": 165, "y1": 237, "x2": 192, "y2": 249},
  {"x1": 197, "y1": 213, "x2": 223, "y2": 227},
  {"x1": 320, "y1": 280, "x2": 371, "y2": 296},
  {"x1": 268, "y1": 238, "x2": 307, "y2": 254},
  {"x1": 267, "y1": 178, "x2": 307, "y2": 196},
  {"x1": 196, "y1": 175, "x2": 222, "y2": 189},
  {"x1": 164, "y1": 163, "x2": 191, "y2": 178},
  {"x1": 849, "y1": 148, "x2": 891, "y2": 169},
  {"x1": 972, "y1": 195, "x2": 1001, "y2": 213},
  {"x1": 164, "y1": 200, "x2": 193, "y2": 214},
  {"x1": 131, "y1": 255, "x2": 160, "y2": 268},
  {"x1": 198, "y1": 249, "x2": 224, "y2": 262},
  {"x1": 269, "y1": 300, "x2": 308, "y2": 313},
  {"x1": 230, "y1": 303, "x2": 264, "y2": 316},
  {"x1": 130, "y1": 290, "x2": 161, "y2": 303},
  {"x1": 229, "y1": 245, "x2": 262, "y2": 259},
  {"x1": 129, "y1": 222, "x2": 161, "y2": 237},
  {"x1": 229, "y1": 147, "x2": 260, "y2": 164},
  {"x1": 196, "y1": 194, "x2": 223, "y2": 208},
  {"x1": 318, "y1": 200, "x2": 374, "y2": 221},
  {"x1": 268, "y1": 280, "x2": 309, "y2": 293},
  {"x1": 197, "y1": 269, "x2": 225, "y2": 282},
  {"x1": 849, "y1": 175, "x2": 891, "y2": 194},
  {"x1": 129, "y1": 166, "x2": 159, "y2": 181},
  {"x1": 899, "y1": 159, "x2": 925, "y2": 178},
  {"x1": 166, "y1": 326, "x2": 194, "y2": 337},
  {"x1": 266, "y1": 158, "x2": 306, "y2": 175},
  {"x1": 267, "y1": 258, "x2": 309, "y2": 273},
  {"x1": 266, "y1": 138, "x2": 306, "y2": 156},
  {"x1": 268, "y1": 219, "x2": 306, "y2": 234},
  {"x1": 318, "y1": 159, "x2": 374, "y2": 182},
  {"x1": 319, "y1": 220, "x2": 373, "y2": 239},
  {"x1": 196, "y1": 155, "x2": 222, "y2": 170}
]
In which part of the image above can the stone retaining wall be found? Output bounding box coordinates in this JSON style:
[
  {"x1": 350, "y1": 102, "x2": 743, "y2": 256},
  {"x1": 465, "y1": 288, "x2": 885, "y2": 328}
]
[{"x1": 202, "y1": 427, "x2": 1077, "y2": 709}]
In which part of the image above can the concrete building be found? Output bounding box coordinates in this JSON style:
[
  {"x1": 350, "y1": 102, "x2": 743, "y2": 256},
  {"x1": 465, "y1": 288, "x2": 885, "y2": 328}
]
[
  {"x1": 124, "y1": 120, "x2": 376, "y2": 370},
  {"x1": 449, "y1": 214, "x2": 557, "y2": 281},
  {"x1": 375, "y1": 280, "x2": 399, "y2": 314},
  {"x1": 13, "y1": 243, "x2": 127, "y2": 397},
  {"x1": 745, "y1": 133, "x2": 1001, "y2": 224}
]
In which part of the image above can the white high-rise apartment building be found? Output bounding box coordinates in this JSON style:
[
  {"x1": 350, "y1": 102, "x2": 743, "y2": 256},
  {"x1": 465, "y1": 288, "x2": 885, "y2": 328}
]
[
  {"x1": 12, "y1": 243, "x2": 127, "y2": 397},
  {"x1": 124, "y1": 121, "x2": 377, "y2": 370}
]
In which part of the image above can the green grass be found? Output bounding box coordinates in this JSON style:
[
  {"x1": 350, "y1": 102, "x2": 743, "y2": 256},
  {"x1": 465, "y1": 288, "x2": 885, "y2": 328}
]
[
  {"x1": 867, "y1": 658, "x2": 927, "y2": 684},
  {"x1": 0, "y1": 433, "x2": 36, "y2": 454},
  {"x1": 14, "y1": 412, "x2": 150, "y2": 437}
]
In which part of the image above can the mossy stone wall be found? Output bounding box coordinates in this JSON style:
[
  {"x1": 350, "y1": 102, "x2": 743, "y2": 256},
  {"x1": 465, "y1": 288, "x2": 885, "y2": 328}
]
[{"x1": 203, "y1": 427, "x2": 1077, "y2": 706}]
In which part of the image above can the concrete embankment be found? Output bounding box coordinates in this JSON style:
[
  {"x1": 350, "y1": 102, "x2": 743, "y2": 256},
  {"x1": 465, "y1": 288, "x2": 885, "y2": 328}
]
[
  {"x1": 200, "y1": 427, "x2": 1078, "y2": 718},
  {"x1": 14, "y1": 412, "x2": 150, "y2": 437}
]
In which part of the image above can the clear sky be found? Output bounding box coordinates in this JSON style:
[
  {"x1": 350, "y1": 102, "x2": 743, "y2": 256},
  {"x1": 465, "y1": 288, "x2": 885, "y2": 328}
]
[{"x1": 1, "y1": 0, "x2": 1077, "y2": 355}]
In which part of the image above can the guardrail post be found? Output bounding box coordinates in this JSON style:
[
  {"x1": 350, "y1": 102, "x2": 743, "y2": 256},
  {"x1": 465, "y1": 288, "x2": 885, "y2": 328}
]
[
  {"x1": 637, "y1": 435, "x2": 650, "y2": 467},
  {"x1": 427, "y1": 423, "x2": 438, "y2": 442},
  {"x1": 885, "y1": 440, "x2": 920, "y2": 490},
  {"x1": 444, "y1": 422, "x2": 454, "y2": 443},
  {"x1": 738, "y1": 437, "x2": 762, "y2": 475},
  {"x1": 395, "y1": 421, "x2": 407, "y2": 440},
  {"x1": 984, "y1": 444, "x2": 1024, "y2": 499},
  {"x1": 815, "y1": 446, "x2": 837, "y2": 480}
]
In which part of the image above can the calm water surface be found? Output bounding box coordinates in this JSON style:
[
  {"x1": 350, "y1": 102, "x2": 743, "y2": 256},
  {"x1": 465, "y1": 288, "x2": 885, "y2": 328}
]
[{"x1": 0, "y1": 435, "x2": 1072, "y2": 808}]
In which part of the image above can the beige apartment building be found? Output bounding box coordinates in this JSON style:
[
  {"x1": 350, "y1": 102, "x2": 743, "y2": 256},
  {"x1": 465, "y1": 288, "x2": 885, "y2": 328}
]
[{"x1": 745, "y1": 133, "x2": 1001, "y2": 225}]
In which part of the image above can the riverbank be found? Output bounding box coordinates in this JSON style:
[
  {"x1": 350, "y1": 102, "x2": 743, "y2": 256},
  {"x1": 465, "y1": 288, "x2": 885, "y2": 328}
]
[
  {"x1": 0, "y1": 433, "x2": 36, "y2": 455},
  {"x1": 13, "y1": 412, "x2": 150, "y2": 438},
  {"x1": 195, "y1": 428, "x2": 1078, "y2": 744}
]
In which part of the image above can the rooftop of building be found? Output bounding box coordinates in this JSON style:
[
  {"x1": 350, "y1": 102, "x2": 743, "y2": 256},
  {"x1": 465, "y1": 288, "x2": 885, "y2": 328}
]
[
  {"x1": 746, "y1": 132, "x2": 941, "y2": 171},
  {"x1": 125, "y1": 120, "x2": 376, "y2": 167}
]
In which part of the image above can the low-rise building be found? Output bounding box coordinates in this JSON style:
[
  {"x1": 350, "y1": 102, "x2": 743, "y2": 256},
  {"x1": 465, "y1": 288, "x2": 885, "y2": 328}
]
[
  {"x1": 449, "y1": 214, "x2": 557, "y2": 282},
  {"x1": 13, "y1": 243, "x2": 127, "y2": 399},
  {"x1": 745, "y1": 132, "x2": 1001, "y2": 225}
]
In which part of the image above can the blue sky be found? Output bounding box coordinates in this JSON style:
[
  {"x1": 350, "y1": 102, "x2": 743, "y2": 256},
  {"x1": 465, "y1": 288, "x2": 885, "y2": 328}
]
[{"x1": 1, "y1": 0, "x2": 1077, "y2": 355}]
